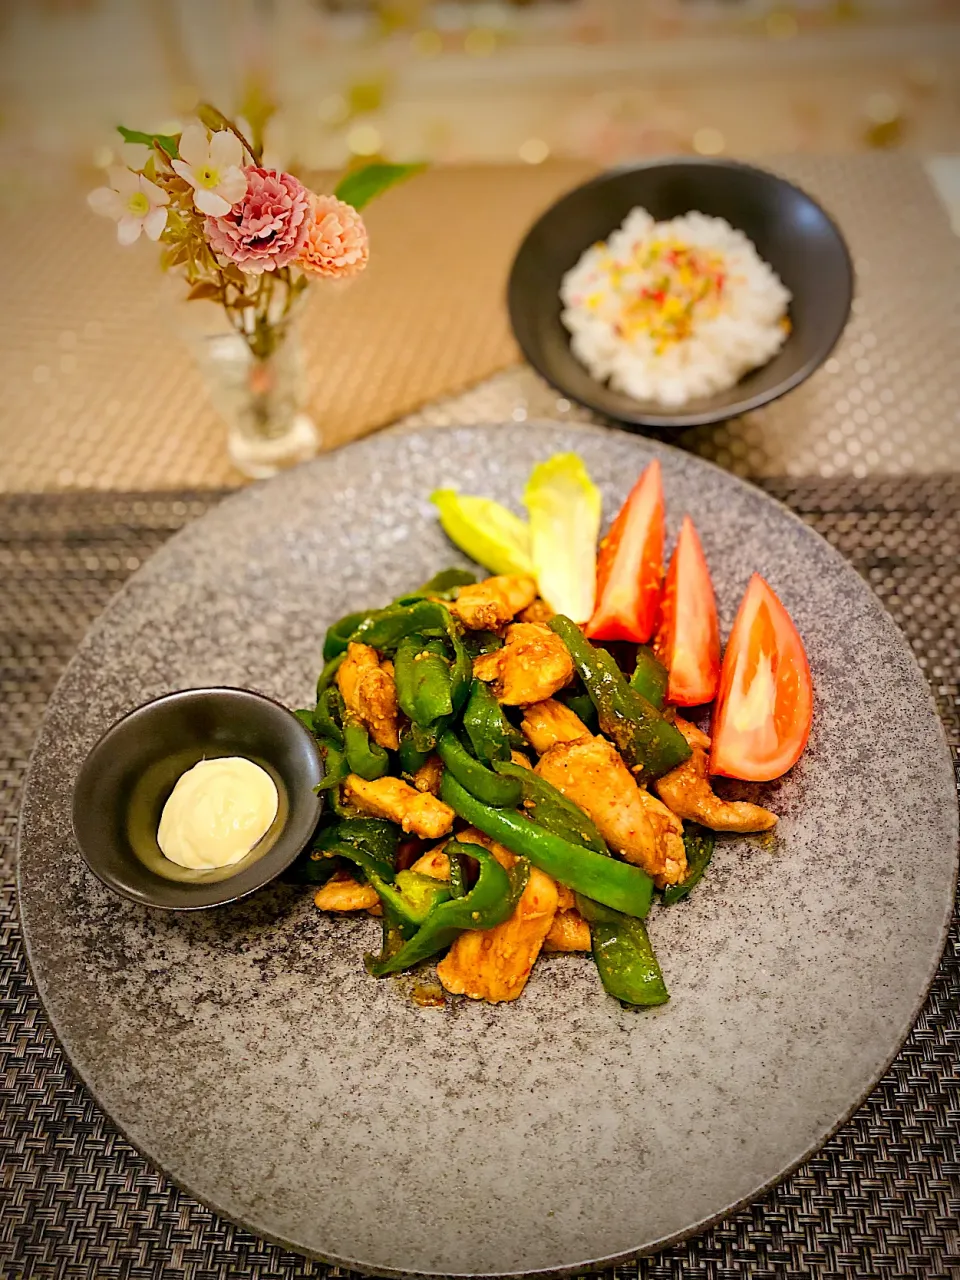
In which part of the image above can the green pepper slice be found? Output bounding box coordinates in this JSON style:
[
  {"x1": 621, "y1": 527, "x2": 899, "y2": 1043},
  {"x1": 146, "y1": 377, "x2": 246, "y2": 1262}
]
[
  {"x1": 394, "y1": 634, "x2": 454, "y2": 727},
  {"x1": 576, "y1": 894, "x2": 669, "y2": 1007},
  {"x1": 556, "y1": 688, "x2": 599, "y2": 732},
  {"x1": 342, "y1": 718, "x2": 390, "y2": 781},
  {"x1": 662, "y1": 824, "x2": 715, "y2": 905},
  {"x1": 548, "y1": 615, "x2": 690, "y2": 781},
  {"x1": 440, "y1": 773, "x2": 653, "y2": 918},
  {"x1": 492, "y1": 760, "x2": 608, "y2": 854},
  {"x1": 630, "y1": 646, "x2": 668, "y2": 710},
  {"x1": 461, "y1": 678, "x2": 523, "y2": 765},
  {"x1": 462, "y1": 629, "x2": 504, "y2": 659},
  {"x1": 437, "y1": 730, "x2": 523, "y2": 808},
  {"x1": 366, "y1": 840, "x2": 528, "y2": 976},
  {"x1": 310, "y1": 686, "x2": 345, "y2": 746},
  {"x1": 316, "y1": 651, "x2": 346, "y2": 698},
  {"x1": 394, "y1": 567, "x2": 477, "y2": 604},
  {"x1": 397, "y1": 727, "x2": 432, "y2": 776},
  {"x1": 322, "y1": 610, "x2": 375, "y2": 663}
]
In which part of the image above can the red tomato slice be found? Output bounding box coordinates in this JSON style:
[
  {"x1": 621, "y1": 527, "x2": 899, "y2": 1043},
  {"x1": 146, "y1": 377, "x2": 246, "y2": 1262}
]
[
  {"x1": 653, "y1": 515, "x2": 720, "y2": 706},
  {"x1": 584, "y1": 460, "x2": 664, "y2": 643},
  {"x1": 710, "y1": 574, "x2": 813, "y2": 782}
]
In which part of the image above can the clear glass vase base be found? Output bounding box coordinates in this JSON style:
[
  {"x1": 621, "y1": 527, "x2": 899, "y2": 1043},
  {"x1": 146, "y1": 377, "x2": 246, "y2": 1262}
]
[{"x1": 227, "y1": 413, "x2": 321, "y2": 480}]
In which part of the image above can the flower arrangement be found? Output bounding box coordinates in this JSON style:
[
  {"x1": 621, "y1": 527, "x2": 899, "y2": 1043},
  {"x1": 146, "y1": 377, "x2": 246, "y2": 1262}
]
[{"x1": 88, "y1": 102, "x2": 420, "y2": 362}]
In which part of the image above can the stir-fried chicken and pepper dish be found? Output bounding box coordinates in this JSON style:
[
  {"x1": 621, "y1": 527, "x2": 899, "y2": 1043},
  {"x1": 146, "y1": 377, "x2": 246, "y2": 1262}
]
[{"x1": 290, "y1": 455, "x2": 812, "y2": 1007}]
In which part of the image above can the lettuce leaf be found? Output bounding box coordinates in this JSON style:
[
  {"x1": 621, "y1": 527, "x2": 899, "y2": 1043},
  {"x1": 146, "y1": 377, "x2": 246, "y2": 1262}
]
[
  {"x1": 431, "y1": 489, "x2": 534, "y2": 577},
  {"x1": 523, "y1": 453, "x2": 601, "y2": 623}
]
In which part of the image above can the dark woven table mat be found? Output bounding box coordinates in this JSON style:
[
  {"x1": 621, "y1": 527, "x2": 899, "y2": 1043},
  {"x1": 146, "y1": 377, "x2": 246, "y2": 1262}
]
[{"x1": 1, "y1": 480, "x2": 958, "y2": 1280}]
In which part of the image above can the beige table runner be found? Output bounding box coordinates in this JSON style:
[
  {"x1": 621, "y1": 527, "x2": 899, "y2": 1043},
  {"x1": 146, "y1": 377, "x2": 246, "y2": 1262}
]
[{"x1": 1, "y1": 163, "x2": 594, "y2": 492}]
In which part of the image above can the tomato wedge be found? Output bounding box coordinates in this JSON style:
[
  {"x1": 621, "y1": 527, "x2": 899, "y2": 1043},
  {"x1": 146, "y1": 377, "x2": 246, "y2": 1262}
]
[
  {"x1": 584, "y1": 460, "x2": 664, "y2": 643},
  {"x1": 653, "y1": 515, "x2": 720, "y2": 706},
  {"x1": 710, "y1": 574, "x2": 813, "y2": 782}
]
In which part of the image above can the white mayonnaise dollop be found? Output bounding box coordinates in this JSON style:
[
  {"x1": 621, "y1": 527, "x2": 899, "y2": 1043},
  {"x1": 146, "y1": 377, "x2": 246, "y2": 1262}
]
[{"x1": 157, "y1": 757, "x2": 278, "y2": 870}]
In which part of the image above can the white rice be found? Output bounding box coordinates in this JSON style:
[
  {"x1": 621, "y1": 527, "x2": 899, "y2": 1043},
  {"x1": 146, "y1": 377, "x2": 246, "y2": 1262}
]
[{"x1": 560, "y1": 208, "x2": 791, "y2": 408}]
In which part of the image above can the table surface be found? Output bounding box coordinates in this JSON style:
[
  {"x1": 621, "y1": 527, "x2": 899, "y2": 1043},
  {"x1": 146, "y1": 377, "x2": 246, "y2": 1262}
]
[
  {"x1": 3, "y1": 153, "x2": 960, "y2": 492},
  {"x1": 2, "y1": 153, "x2": 959, "y2": 1280}
]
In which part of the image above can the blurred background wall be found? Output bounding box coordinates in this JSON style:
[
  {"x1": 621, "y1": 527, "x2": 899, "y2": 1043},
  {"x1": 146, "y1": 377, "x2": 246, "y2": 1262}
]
[{"x1": 1, "y1": 0, "x2": 958, "y2": 202}]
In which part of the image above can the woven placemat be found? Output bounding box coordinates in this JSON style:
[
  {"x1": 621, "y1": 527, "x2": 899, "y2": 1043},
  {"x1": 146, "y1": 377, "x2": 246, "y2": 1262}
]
[
  {"x1": 2, "y1": 477, "x2": 958, "y2": 1280},
  {"x1": 3, "y1": 153, "x2": 960, "y2": 492}
]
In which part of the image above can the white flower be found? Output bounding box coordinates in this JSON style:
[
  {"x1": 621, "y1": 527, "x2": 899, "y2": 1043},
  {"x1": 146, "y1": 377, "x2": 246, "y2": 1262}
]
[
  {"x1": 87, "y1": 167, "x2": 169, "y2": 245},
  {"x1": 171, "y1": 124, "x2": 247, "y2": 217}
]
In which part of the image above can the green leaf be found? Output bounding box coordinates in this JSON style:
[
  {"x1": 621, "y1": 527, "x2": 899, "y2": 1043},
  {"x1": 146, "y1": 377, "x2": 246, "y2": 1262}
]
[
  {"x1": 430, "y1": 489, "x2": 533, "y2": 577},
  {"x1": 524, "y1": 453, "x2": 601, "y2": 625},
  {"x1": 117, "y1": 125, "x2": 179, "y2": 159},
  {"x1": 333, "y1": 162, "x2": 425, "y2": 211}
]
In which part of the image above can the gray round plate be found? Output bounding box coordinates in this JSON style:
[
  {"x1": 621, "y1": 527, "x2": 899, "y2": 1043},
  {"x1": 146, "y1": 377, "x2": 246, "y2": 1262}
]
[{"x1": 17, "y1": 423, "x2": 958, "y2": 1279}]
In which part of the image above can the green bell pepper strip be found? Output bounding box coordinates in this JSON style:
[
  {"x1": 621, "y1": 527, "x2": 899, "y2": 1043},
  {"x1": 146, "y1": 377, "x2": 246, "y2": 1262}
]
[
  {"x1": 366, "y1": 840, "x2": 528, "y2": 977},
  {"x1": 319, "y1": 817, "x2": 400, "y2": 865},
  {"x1": 343, "y1": 718, "x2": 390, "y2": 781},
  {"x1": 397, "y1": 728, "x2": 432, "y2": 775},
  {"x1": 312, "y1": 686, "x2": 345, "y2": 746},
  {"x1": 322, "y1": 610, "x2": 375, "y2": 663},
  {"x1": 316, "y1": 651, "x2": 345, "y2": 698},
  {"x1": 447, "y1": 848, "x2": 468, "y2": 898},
  {"x1": 394, "y1": 567, "x2": 477, "y2": 604},
  {"x1": 575, "y1": 894, "x2": 669, "y2": 1007},
  {"x1": 283, "y1": 847, "x2": 344, "y2": 885},
  {"x1": 630, "y1": 646, "x2": 669, "y2": 710},
  {"x1": 316, "y1": 740, "x2": 348, "y2": 793},
  {"x1": 351, "y1": 599, "x2": 450, "y2": 649},
  {"x1": 461, "y1": 678, "x2": 523, "y2": 765},
  {"x1": 548, "y1": 615, "x2": 690, "y2": 782},
  {"x1": 662, "y1": 824, "x2": 715, "y2": 905},
  {"x1": 437, "y1": 730, "x2": 523, "y2": 808},
  {"x1": 462, "y1": 629, "x2": 504, "y2": 659},
  {"x1": 316, "y1": 832, "x2": 449, "y2": 941},
  {"x1": 440, "y1": 774, "x2": 653, "y2": 918},
  {"x1": 352, "y1": 600, "x2": 472, "y2": 712},
  {"x1": 492, "y1": 760, "x2": 608, "y2": 855},
  {"x1": 293, "y1": 707, "x2": 315, "y2": 732},
  {"x1": 556, "y1": 688, "x2": 599, "y2": 732},
  {"x1": 394, "y1": 634, "x2": 454, "y2": 726}
]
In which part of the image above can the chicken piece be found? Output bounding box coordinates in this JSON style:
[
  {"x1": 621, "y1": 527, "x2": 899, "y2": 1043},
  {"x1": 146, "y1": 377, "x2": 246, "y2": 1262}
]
[
  {"x1": 343, "y1": 774, "x2": 454, "y2": 839},
  {"x1": 521, "y1": 698, "x2": 591, "y2": 754},
  {"x1": 556, "y1": 883, "x2": 576, "y2": 911},
  {"x1": 517, "y1": 598, "x2": 556, "y2": 626},
  {"x1": 510, "y1": 749, "x2": 533, "y2": 770},
  {"x1": 655, "y1": 718, "x2": 778, "y2": 832},
  {"x1": 437, "y1": 864, "x2": 559, "y2": 1003},
  {"x1": 536, "y1": 736, "x2": 687, "y2": 888},
  {"x1": 314, "y1": 872, "x2": 379, "y2": 912},
  {"x1": 473, "y1": 623, "x2": 575, "y2": 706},
  {"x1": 449, "y1": 575, "x2": 537, "y2": 632},
  {"x1": 336, "y1": 642, "x2": 400, "y2": 750},
  {"x1": 411, "y1": 754, "x2": 443, "y2": 795},
  {"x1": 637, "y1": 790, "x2": 687, "y2": 886},
  {"x1": 543, "y1": 909, "x2": 592, "y2": 953},
  {"x1": 410, "y1": 845, "x2": 451, "y2": 880}
]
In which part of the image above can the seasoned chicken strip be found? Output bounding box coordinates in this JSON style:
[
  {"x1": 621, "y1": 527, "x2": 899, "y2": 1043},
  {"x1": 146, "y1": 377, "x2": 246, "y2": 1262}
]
[
  {"x1": 655, "y1": 718, "x2": 778, "y2": 833},
  {"x1": 510, "y1": 749, "x2": 533, "y2": 770},
  {"x1": 517, "y1": 598, "x2": 556, "y2": 626},
  {"x1": 336, "y1": 642, "x2": 400, "y2": 750},
  {"x1": 410, "y1": 845, "x2": 451, "y2": 880},
  {"x1": 536, "y1": 736, "x2": 687, "y2": 887},
  {"x1": 411, "y1": 755, "x2": 443, "y2": 795},
  {"x1": 473, "y1": 623, "x2": 575, "y2": 706},
  {"x1": 521, "y1": 698, "x2": 591, "y2": 754},
  {"x1": 449, "y1": 575, "x2": 537, "y2": 631},
  {"x1": 343, "y1": 774, "x2": 454, "y2": 839},
  {"x1": 437, "y1": 862, "x2": 559, "y2": 1003},
  {"x1": 542, "y1": 909, "x2": 591, "y2": 953},
  {"x1": 314, "y1": 872, "x2": 379, "y2": 912}
]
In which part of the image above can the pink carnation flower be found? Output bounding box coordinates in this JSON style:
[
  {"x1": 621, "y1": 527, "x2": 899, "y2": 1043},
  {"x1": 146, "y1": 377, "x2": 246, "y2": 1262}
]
[
  {"x1": 204, "y1": 167, "x2": 310, "y2": 274},
  {"x1": 296, "y1": 194, "x2": 369, "y2": 279}
]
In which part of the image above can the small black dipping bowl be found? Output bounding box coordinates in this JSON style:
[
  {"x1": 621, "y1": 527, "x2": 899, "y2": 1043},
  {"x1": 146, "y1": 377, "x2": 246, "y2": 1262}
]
[
  {"x1": 507, "y1": 157, "x2": 854, "y2": 429},
  {"x1": 72, "y1": 687, "x2": 324, "y2": 910}
]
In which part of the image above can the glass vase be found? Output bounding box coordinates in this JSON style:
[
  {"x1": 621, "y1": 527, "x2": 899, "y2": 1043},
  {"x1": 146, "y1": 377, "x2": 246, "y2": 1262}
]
[{"x1": 193, "y1": 320, "x2": 320, "y2": 480}]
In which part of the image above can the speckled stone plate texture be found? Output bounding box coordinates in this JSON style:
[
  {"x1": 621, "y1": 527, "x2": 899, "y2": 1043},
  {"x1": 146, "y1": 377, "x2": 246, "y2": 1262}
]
[{"x1": 17, "y1": 423, "x2": 958, "y2": 1279}]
